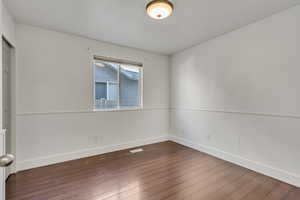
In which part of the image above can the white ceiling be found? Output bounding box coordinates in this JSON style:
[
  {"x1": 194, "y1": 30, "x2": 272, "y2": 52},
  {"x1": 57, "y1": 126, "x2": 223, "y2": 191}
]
[{"x1": 4, "y1": 0, "x2": 299, "y2": 55}]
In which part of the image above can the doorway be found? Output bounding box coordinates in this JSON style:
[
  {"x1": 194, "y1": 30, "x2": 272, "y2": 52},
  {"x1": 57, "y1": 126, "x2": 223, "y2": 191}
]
[{"x1": 2, "y1": 38, "x2": 15, "y2": 180}]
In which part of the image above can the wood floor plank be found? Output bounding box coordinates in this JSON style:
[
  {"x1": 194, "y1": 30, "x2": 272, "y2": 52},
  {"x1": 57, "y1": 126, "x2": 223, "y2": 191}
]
[
  {"x1": 196, "y1": 170, "x2": 261, "y2": 200},
  {"x1": 100, "y1": 160, "x2": 232, "y2": 200},
  {"x1": 263, "y1": 183, "x2": 291, "y2": 200},
  {"x1": 284, "y1": 187, "x2": 300, "y2": 200},
  {"x1": 10, "y1": 150, "x2": 193, "y2": 192},
  {"x1": 60, "y1": 154, "x2": 227, "y2": 200},
  {"x1": 6, "y1": 141, "x2": 300, "y2": 200},
  {"x1": 10, "y1": 151, "x2": 210, "y2": 199},
  {"x1": 242, "y1": 177, "x2": 279, "y2": 200},
  {"x1": 173, "y1": 166, "x2": 247, "y2": 200},
  {"x1": 33, "y1": 153, "x2": 219, "y2": 200},
  {"x1": 8, "y1": 146, "x2": 198, "y2": 196},
  {"x1": 226, "y1": 170, "x2": 271, "y2": 200}
]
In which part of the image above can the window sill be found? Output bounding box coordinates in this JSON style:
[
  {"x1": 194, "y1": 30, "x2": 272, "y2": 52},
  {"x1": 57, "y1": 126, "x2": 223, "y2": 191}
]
[{"x1": 93, "y1": 106, "x2": 143, "y2": 112}]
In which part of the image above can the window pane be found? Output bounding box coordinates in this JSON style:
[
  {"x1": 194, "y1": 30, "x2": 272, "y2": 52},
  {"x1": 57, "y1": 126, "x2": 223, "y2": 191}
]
[
  {"x1": 119, "y1": 65, "x2": 141, "y2": 107},
  {"x1": 95, "y1": 82, "x2": 107, "y2": 99},
  {"x1": 94, "y1": 61, "x2": 119, "y2": 109}
]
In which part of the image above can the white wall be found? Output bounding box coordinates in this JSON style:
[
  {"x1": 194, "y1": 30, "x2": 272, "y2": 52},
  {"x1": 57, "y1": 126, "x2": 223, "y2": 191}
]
[
  {"x1": 2, "y1": 4, "x2": 15, "y2": 47},
  {"x1": 16, "y1": 24, "x2": 170, "y2": 170},
  {"x1": 171, "y1": 5, "x2": 300, "y2": 187}
]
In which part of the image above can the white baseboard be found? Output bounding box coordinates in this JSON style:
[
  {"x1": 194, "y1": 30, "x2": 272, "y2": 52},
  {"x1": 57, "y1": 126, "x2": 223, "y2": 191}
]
[
  {"x1": 17, "y1": 135, "x2": 170, "y2": 171},
  {"x1": 170, "y1": 135, "x2": 300, "y2": 187}
]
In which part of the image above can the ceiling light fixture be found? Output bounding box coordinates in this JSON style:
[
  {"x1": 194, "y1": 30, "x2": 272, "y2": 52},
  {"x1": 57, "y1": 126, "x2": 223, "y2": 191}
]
[{"x1": 146, "y1": 0, "x2": 174, "y2": 20}]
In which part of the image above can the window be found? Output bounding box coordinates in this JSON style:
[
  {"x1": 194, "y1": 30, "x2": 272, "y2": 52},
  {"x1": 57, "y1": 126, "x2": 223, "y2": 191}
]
[{"x1": 93, "y1": 56, "x2": 143, "y2": 110}]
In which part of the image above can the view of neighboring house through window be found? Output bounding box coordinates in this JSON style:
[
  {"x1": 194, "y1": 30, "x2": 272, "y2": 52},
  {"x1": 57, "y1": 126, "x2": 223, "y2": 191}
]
[{"x1": 94, "y1": 57, "x2": 143, "y2": 110}]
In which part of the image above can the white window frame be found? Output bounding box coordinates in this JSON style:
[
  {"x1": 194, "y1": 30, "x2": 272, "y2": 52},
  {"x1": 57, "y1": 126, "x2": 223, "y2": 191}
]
[{"x1": 92, "y1": 56, "x2": 143, "y2": 112}]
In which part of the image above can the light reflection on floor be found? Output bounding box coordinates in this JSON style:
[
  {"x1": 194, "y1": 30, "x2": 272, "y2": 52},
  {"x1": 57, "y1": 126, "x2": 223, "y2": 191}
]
[{"x1": 93, "y1": 179, "x2": 141, "y2": 200}]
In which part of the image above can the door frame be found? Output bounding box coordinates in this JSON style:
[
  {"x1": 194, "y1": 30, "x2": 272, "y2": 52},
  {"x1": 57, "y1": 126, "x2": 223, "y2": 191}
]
[
  {"x1": 0, "y1": 129, "x2": 6, "y2": 200},
  {"x1": 2, "y1": 37, "x2": 16, "y2": 179},
  {"x1": 1, "y1": 36, "x2": 16, "y2": 200}
]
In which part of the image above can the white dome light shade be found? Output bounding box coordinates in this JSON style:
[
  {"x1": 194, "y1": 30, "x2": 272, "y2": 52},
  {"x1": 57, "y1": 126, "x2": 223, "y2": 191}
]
[{"x1": 146, "y1": 0, "x2": 174, "y2": 20}]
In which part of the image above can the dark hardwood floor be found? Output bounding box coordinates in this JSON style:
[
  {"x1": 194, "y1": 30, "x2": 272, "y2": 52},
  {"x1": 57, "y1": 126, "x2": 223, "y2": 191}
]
[{"x1": 6, "y1": 141, "x2": 300, "y2": 200}]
